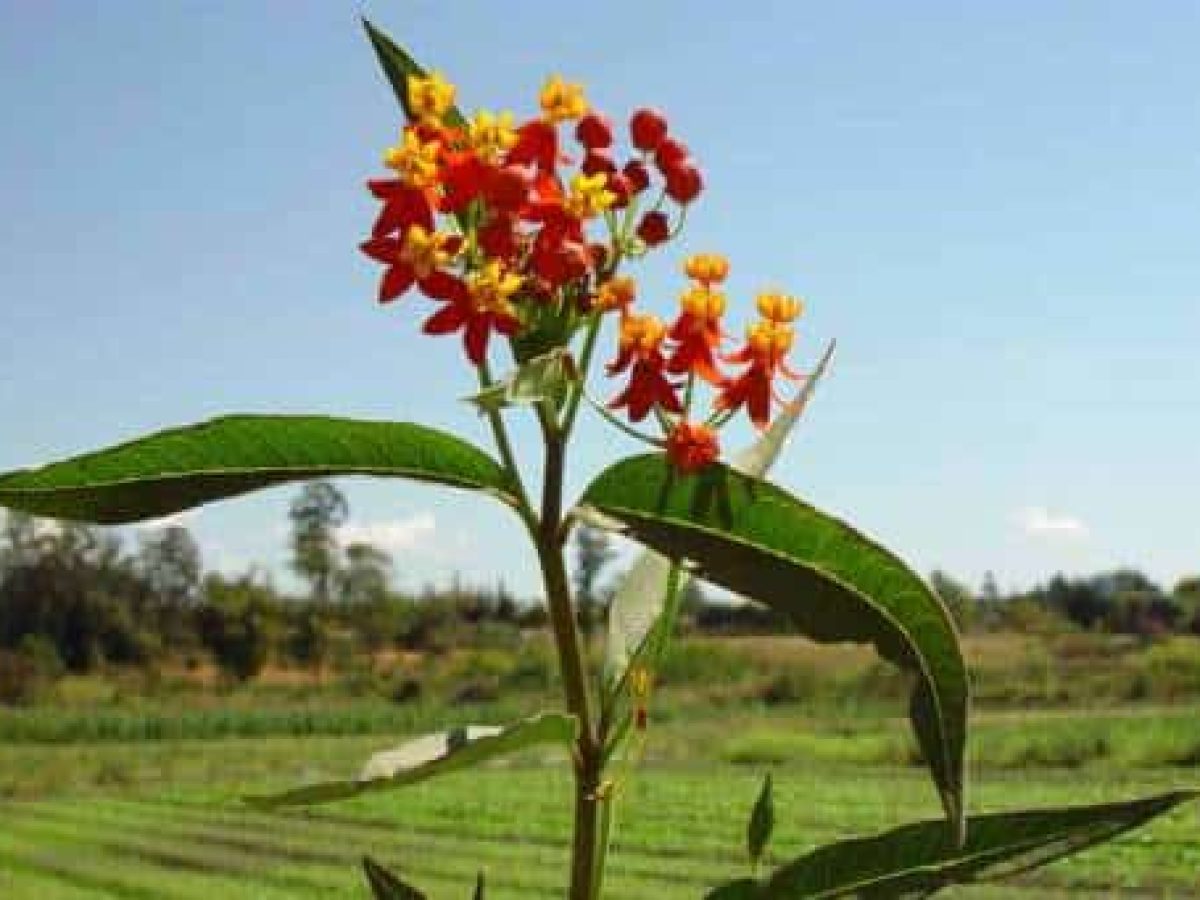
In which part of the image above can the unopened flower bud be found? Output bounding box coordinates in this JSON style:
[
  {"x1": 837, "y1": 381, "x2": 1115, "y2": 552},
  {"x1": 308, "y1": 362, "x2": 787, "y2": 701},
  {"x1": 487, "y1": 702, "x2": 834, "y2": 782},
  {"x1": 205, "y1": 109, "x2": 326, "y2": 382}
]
[
  {"x1": 654, "y1": 137, "x2": 689, "y2": 173},
  {"x1": 636, "y1": 210, "x2": 671, "y2": 247},
  {"x1": 622, "y1": 159, "x2": 651, "y2": 193},
  {"x1": 665, "y1": 160, "x2": 703, "y2": 204},
  {"x1": 630, "y1": 108, "x2": 669, "y2": 152},
  {"x1": 607, "y1": 171, "x2": 633, "y2": 208},
  {"x1": 575, "y1": 111, "x2": 614, "y2": 149},
  {"x1": 581, "y1": 148, "x2": 617, "y2": 176}
]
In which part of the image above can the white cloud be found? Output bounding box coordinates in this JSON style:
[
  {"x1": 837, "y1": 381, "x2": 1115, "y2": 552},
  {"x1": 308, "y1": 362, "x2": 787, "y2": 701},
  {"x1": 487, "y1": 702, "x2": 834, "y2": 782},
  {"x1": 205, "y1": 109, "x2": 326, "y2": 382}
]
[
  {"x1": 1018, "y1": 506, "x2": 1089, "y2": 540},
  {"x1": 337, "y1": 514, "x2": 436, "y2": 555}
]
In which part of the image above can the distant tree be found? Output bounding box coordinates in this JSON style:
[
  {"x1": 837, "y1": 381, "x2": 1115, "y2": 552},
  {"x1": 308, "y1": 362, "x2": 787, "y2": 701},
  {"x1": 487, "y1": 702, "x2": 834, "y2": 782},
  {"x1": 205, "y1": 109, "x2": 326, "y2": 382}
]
[
  {"x1": 929, "y1": 570, "x2": 976, "y2": 633},
  {"x1": 1042, "y1": 573, "x2": 1108, "y2": 631},
  {"x1": 0, "y1": 511, "x2": 44, "y2": 571},
  {"x1": 288, "y1": 481, "x2": 348, "y2": 603},
  {"x1": 339, "y1": 542, "x2": 392, "y2": 605},
  {"x1": 1173, "y1": 576, "x2": 1200, "y2": 634},
  {"x1": 1092, "y1": 569, "x2": 1173, "y2": 636},
  {"x1": 197, "y1": 572, "x2": 276, "y2": 682},
  {"x1": 287, "y1": 604, "x2": 332, "y2": 672},
  {"x1": 0, "y1": 520, "x2": 154, "y2": 670},
  {"x1": 1174, "y1": 576, "x2": 1200, "y2": 608},
  {"x1": 138, "y1": 525, "x2": 202, "y2": 609},
  {"x1": 979, "y1": 571, "x2": 1000, "y2": 604},
  {"x1": 573, "y1": 525, "x2": 617, "y2": 634},
  {"x1": 494, "y1": 580, "x2": 518, "y2": 622}
]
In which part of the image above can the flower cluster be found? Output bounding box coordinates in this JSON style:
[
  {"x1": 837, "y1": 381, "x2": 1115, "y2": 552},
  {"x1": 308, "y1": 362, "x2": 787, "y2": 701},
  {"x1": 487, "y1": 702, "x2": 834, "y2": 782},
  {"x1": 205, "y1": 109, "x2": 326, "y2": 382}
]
[
  {"x1": 361, "y1": 70, "x2": 702, "y2": 365},
  {"x1": 603, "y1": 254, "x2": 805, "y2": 472},
  {"x1": 361, "y1": 70, "x2": 807, "y2": 475}
]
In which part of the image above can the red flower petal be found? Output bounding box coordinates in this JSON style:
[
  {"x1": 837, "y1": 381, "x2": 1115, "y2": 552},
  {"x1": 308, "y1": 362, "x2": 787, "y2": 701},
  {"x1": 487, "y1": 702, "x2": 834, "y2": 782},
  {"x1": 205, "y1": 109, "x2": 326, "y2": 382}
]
[
  {"x1": 372, "y1": 186, "x2": 435, "y2": 238},
  {"x1": 506, "y1": 120, "x2": 558, "y2": 172},
  {"x1": 379, "y1": 264, "x2": 416, "y2": 304},
  {"x1": 422, "y1": 302, "x2": 467, "y2": 334},
  {"x1": 360, "y1": 235, "x2": 401, "y2": 264},
  {"x1": 464, "y1": 316, "x2": 490, "y2": 364},
  {"x1": 419, "y1": 271, "x2": 468, "y2": 303}
]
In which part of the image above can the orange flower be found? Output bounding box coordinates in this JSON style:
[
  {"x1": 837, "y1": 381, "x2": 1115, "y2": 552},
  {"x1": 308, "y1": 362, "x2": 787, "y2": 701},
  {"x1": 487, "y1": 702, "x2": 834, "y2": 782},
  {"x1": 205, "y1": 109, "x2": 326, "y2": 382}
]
[
  {"x1": 594, "y1": 275, "x2": 637, "y2": 314},
  {"x1": 665, "y1": 285, "x2": 726, "y2": 384},
  {"x1": 756, "y1": 291, "x2": 803, "y2": 323},
  {"x1": 683, "y1": 253, "x2": 729, "y2": 287},
  {"x1": 607, "y1": 314, "x2": 682, "y2": 422},
  {"x1": 665, "y1": 420, "x2": 720, "y2": 473},
  {"x1": 716, "y1": 319, "x2": 801, "y2": 429}
]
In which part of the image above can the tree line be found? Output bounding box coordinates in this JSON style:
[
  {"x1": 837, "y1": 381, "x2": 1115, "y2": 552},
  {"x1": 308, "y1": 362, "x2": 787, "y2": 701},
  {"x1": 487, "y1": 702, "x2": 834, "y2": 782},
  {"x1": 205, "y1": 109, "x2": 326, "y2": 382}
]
[{"x1": 1, "y1": 480, "x2": 1197, "y2": 701}]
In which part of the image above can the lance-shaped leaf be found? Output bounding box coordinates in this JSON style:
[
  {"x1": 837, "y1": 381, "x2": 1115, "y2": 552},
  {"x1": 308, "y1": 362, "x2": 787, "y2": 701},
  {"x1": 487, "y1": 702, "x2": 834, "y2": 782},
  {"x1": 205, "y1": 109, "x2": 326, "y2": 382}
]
[
  {"x1": 247, "y1": 712, "x2": 577, "y2": 809},
  {"x1": 748, "y1": 773, "x2": 776, "y2": 872},
  {"x1": 465, "y1": 349, "x2": 576, "y2": 415},
  {"x1": 362, "y1": 18, "x2": 468, "y2": 130},
  {"x1": 703, "y1": 790, "x2": 1197, "y2": 899},
  {"x1": 363, "y1": 857, "x2": 427, "y2": 900},
  {"x1": 604, "y1": 341, "x2": 836, "y2": 680},
  {"x1": 0, "y1": 416, "x2": 518, "y2": 524},
  {"x1": 579, "y1": 455, "x2": 968, "y2": 838}
]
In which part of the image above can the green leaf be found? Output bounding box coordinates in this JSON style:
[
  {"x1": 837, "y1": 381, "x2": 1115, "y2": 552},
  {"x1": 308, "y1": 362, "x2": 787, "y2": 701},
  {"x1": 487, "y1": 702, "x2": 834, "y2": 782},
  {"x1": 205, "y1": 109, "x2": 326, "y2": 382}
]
[
  {"x1": 705, "y1": 880, "x2": 761, "y2": 900},
  {"x1": 0, "y1": 415, "x2": 517, "y2": 524},
  {"x1": 362, "y1": 18, "x2": 468, "y2": 130},
  {"x1": 363, "y1": 857, "x2": 427, "y2": 900},
  {"x1": 603, "y1": 341, "x2": 836, "y2": 680},
  {"x1": 465, "y1": 349, "x2": 576, "y2": 415},
  {"x1": 579, "y1": 455, "x2": 968, "y2": 839},
  {"x1": 747, "y1": 790, "x2": 1197, "y2": 899},
  {"x1": 748, "y1": 774, "x2": 775, "y2": 871},
  {"x1": 246, "y1": 712, "x2": 577, "y2": 809}
]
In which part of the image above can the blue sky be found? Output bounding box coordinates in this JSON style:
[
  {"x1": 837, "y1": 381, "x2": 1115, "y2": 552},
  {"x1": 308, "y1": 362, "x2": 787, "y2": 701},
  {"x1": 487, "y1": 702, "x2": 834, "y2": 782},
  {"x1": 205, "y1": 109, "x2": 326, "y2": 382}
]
[{"x1": 1, "y1": 2, "x2": 1197, "y2": 597}]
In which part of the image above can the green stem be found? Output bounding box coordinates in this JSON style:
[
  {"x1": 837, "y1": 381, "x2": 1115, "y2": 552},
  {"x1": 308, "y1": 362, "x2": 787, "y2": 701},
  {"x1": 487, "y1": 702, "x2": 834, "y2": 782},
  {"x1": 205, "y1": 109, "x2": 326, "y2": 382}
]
[
  {"x1": 579, "y1": 388, "x2": 665, "y2": 448},
  {"x1": 476, "y1": 361, "x2": 536, "y2": 531},
  {"x1": 562, "y1": 314, "x2": 603, "y2": 435},
  {"x1": 531, "y1": 401, "x2": 602, "y2": 900},
  {"x1": 590, "y1": 792, "x2": 616, "y2": 900}
]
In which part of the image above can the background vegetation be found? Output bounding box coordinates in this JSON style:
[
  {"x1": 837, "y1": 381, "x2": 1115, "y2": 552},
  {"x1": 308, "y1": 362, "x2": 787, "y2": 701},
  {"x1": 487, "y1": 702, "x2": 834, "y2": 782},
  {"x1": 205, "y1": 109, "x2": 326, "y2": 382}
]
[{"x1": 1, "y1": 483, "x2": 1198, "y2": 897}]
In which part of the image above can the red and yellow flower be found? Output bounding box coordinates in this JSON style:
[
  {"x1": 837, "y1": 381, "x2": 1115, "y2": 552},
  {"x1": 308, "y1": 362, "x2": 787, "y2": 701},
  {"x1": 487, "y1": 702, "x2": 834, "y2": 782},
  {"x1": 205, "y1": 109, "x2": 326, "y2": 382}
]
[
  {"x1": 716, "y1": 312, "x2": 802, "y2": 429},
  {"x1": 406, "y1": 71, "x2": 456, "y2": 124},
  {"x1": 359, "y1": 224, "x2": 463, "y2": 304},
  {"x1": 594, "y1": 275, "x2": 636, "y2": 314},
  {"x1": 606, "y1": 314, "x2": 682, "y2": 422},
  {"x1": 422, "y1": 261, "x2": 524, "y2": 365},
  {"x1": 665, "y1": 284, "x2": 726, "y2": 385}
]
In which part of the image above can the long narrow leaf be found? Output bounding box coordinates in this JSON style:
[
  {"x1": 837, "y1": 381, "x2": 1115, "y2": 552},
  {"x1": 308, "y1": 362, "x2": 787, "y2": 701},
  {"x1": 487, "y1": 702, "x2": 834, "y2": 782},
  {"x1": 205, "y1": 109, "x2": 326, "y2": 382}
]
[
  {"x1": 0, "y1": 415, "x2": 517, "y2": 524},
  {"x1": 579, "y1": 455, "x2": 968, "y2": 838},
  {"x1": 363, "y1": 857, "x2": 427, "y2": 900},
  {"x1": 711, "y1": 790, "x2": 1197, "y2": 899},
  {"x1": 247, "y1": 712, "x2": 577, "y2": 809},
  {"x1": 362, "y1": 18, "x2": 468, "y2": 129}
]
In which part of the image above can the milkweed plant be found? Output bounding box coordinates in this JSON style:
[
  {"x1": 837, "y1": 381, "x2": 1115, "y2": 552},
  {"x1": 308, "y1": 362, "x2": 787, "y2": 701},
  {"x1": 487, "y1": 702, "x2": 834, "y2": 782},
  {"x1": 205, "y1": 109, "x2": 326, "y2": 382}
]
[{"x1": 0, "y1": 20, "x2": 1193, "y2": 900}]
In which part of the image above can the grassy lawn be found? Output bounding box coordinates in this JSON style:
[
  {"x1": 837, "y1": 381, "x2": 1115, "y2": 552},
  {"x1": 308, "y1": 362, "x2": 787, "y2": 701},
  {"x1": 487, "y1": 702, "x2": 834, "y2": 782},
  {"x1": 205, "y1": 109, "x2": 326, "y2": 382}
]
[{"x1": 1, "y1": 704, "x2": 1198, "y2": 899}]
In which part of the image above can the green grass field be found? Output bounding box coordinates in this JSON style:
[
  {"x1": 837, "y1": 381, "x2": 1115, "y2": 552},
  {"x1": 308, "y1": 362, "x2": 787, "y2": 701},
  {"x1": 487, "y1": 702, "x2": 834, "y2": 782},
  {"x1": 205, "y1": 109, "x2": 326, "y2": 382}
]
[{"x1": 2, "y1": 704, "x2": 1198, "y2": 899}]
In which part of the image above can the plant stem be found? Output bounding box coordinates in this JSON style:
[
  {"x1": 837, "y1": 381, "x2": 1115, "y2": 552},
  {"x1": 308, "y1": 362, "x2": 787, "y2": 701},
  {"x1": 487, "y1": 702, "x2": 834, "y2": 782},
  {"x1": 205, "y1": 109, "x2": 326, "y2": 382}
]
[
  {"x1": 562, "y1": 314, "x2": 603, "y2": 435},
  {"x1": 476, "y1": 362, "x2": 537, "y2": 532},
  {"x1": 532, "y1": 401, "x2": 602, "y2": 900}
]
